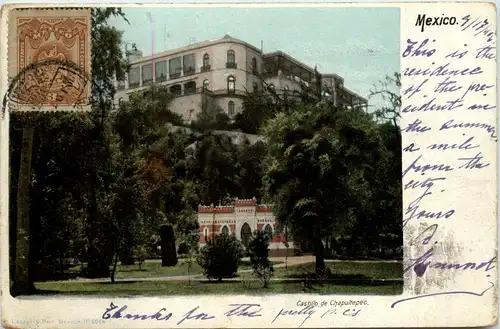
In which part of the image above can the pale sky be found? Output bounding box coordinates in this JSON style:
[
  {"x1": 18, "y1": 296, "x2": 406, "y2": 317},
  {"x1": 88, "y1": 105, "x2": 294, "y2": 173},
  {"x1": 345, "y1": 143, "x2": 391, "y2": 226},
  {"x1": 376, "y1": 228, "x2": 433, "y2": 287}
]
[{"x1": 108, "y1": 7, "x2": 400, "y2": 108}]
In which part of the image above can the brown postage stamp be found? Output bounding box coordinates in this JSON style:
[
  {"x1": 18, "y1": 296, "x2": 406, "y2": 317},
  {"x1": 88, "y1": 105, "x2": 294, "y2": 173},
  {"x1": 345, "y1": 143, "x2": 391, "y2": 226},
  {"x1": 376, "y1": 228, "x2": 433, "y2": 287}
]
[{"x1": 6, "y1": 8, "x2": 92, "y2": 112}]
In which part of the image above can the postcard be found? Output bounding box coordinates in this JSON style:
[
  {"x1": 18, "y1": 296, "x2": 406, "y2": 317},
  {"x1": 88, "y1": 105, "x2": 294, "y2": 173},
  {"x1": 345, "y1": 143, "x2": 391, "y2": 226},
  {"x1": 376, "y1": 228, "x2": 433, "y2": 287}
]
[{"x1": 0, "y1": 2, "x2": 497, "y2": 328}]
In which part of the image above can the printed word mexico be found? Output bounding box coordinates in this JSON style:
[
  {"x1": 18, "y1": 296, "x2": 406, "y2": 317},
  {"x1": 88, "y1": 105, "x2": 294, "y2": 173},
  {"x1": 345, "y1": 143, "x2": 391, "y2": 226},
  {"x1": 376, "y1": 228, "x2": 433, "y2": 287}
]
[{"x1": 416, "y1": 14, "x2": 458, "y2": 32}]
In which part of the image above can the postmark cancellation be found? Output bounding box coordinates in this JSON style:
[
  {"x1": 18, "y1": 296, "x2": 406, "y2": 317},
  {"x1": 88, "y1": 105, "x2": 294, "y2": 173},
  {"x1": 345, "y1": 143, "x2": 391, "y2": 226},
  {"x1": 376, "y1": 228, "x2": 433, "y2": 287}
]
[{"x1": 6, "y1": 8, "x2": 92, "y2": 112}]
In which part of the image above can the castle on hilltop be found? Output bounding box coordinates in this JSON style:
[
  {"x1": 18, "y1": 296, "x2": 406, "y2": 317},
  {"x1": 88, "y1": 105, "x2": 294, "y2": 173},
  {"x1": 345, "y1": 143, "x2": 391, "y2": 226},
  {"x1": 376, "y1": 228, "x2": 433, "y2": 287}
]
[
  {"x1": 115, "y1": 34, "x2": 367, "y2": 124},
  {"x1": 197, "y1": 197, "x2": 295, "y2": 256}
]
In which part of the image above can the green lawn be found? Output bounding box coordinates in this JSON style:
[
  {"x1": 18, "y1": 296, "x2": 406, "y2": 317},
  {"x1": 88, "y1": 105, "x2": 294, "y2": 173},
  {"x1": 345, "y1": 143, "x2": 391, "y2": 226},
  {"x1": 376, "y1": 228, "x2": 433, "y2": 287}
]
[
  {"x1": 34, "y1": 260, "x2": 403, "y2": 296},
  {"x1": 35, "y1": 279, "x2": 402, "y2": 296},
  {"x1": 60, "y1": 259, "x2": 282, "y2": 280},
  {"x1": 274, "y1": 261, "x2": 403, "y2": 280},
  {"x1": 113, "y1": 260, "x2": 202, "y2": 278}
]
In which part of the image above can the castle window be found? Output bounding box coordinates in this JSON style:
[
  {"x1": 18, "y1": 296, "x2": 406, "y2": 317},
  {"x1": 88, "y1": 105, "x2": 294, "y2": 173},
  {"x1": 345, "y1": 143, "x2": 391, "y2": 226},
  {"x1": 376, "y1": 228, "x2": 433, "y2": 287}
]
[
  {"x1": 227, "y1": 50, "x2": 235, "y2": 63},
  {"x1": 227, "y1": 76, "x2": 235, "y2": 92},
  {"x1": 228, "y1": 101, "x2": 235, "y2": 116},
  {"x1": 251, "y1": 57, "x2": 257, "y2": 73},
  {"x1": 226, "y1": 50, "x2": 237, "y2": 68},
  {"x1": 222, "y1": 226, "x2": 229, "y2": 235}
]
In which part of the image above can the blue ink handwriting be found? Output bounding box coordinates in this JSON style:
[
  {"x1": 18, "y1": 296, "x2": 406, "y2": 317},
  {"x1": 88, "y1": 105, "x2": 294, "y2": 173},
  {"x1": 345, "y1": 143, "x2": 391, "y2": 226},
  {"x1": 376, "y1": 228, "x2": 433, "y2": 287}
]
[
  {"x1": 177, "y1": 306, "x2": 215, "y2": 325},
  {"x1": 391, "y1": 282, "x2": 495, "y2": 308},
  {"x1": 405, "y1": 248, "x2": 496, "y2": 277},
  {"x1": 403, "y1": 176, "x2": 455, "y2": 227},
  {"x1": 461, "y1": 82, "x2": 494, "y2": 99},
  {"x1": 476, "y1": 45, "x2": 495, "y2": 59},
  {"x1": 468, "y1": 103, "x2": 495, "y2": 111},
  {"x1": 403, "y1": 38, "x2": 436, "y2": 57},
  {"x1": 404, "y1": 119, "x2": 432, "y2": 133},
  {"x1": 402, "y1": 97, "x2": 463, "y2": 113},
  {"x1": 403, "y1": 143, "x2": 421, "y2": 153},
  {"x1": 440, "y1": 119, "x2": 496, "y2": 137},
  {"x1": 403, "y1": 79, "x2": 428, "y2": 98},
  {"x1": 445, "y1": 47, "x2": 468, "y2": 59},
  {"x1": 434, "y1": 77, "x2": 462, "y2": 94},
  {"x1": 403, "y1": 63, "x2": 483, "y2": 77},
  {"x1": 271, "y1": 305, "x2": 316, "y2": 328},
  {"x1": 225, "y1": 304, "x2": 263, "y2": 317},
  {"x1": 402, "y1": 154, "x2": 454, "y2": 178},
  {"x1": 404, "y1": 176, "x2": 446, "y2": 191},
  {"x1": 460, "y1": 15, "x2": 495, "y2": 42},
  {"x1": 321, "y1": 308, "x2": 361, "y2": 318},
  {"x1": 427, "y1": 136, "x2": 480, "y2": 151},
  {"x1": 404, "y1": 203, "x2": 455, "y2": 227},
  {"x1": 408, "y1": 224, "x2": 438, "y2": 246},
  {"x1": 457, "y1": 152, "x2": 490, "y2": 169},
  {"x1": 102, "y1": 302, "x2": 173, "y2": 321}
]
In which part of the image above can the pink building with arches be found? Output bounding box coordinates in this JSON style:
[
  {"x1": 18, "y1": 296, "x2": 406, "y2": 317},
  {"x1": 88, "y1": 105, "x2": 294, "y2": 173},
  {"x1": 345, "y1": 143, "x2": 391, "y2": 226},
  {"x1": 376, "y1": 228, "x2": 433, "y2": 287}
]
[{"x1": 197, "y1": 197, "x2": 295, "y2": 255}]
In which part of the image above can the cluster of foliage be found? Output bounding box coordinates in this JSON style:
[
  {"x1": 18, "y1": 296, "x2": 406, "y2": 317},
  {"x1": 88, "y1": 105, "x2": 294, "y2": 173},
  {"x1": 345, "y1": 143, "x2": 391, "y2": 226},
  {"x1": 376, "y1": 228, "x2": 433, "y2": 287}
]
[
  {"x1": 248, "y1": 230, "x2": 274, "y2": 288},
  {"x1": 8, "y1": 7, "x2": 401, "y2": 294},
  {"x1": 196, "y1": 233, "x2": 244, "y2": 281}
]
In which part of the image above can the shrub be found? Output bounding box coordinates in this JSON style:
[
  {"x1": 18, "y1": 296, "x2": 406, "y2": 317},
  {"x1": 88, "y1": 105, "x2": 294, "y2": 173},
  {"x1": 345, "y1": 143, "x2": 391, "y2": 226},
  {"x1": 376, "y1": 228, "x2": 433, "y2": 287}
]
[
  {"x1": 179, "y1": 230, "x2": 200, "y2": 285},
  {"x1": 197, "y1": 233, "x2": 244, "y2": 281},
  {"x1": 177, "y1": 242, "x2": 188, "y2": 256},
  {"x1": 248, "y1": 230, "x2": 274, "y2": 288},
  {"x1": 132, "y1": 245, "x2": 148, "y2": 270}
]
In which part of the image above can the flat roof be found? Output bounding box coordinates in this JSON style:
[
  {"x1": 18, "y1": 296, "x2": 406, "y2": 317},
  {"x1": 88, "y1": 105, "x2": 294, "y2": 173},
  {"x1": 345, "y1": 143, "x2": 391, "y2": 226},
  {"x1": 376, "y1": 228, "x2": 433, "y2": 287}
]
[
  {"x1": 127, "y1": 36, "x2": 367, "y2": 101},
  {"x1": 129, "y1": 34, "x2": 262, "y2": 65}
]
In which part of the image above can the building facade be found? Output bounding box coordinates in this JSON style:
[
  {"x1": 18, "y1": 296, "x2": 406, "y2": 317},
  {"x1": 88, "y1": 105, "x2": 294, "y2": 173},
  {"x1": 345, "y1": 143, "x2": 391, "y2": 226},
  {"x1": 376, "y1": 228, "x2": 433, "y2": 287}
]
[
  {"x1": 197, "y1": 198, "x2": 295, "y2": 255},
  {"x1": 114, "y1": 34, "x2": 368, "y2": 123}
]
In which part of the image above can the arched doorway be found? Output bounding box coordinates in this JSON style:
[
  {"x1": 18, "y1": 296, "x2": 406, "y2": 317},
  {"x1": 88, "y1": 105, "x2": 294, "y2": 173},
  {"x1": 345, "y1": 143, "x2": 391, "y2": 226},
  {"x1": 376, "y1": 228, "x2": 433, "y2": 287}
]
[
  {"x1": 170, "y1": 84, "x2": 182, "y2": 96},
  {"x1": 184, "y1": 81, "x2": 196, "y2": 94},
  {"x1": 264, "y1": 224, "x2": 273, "y2": 239},
  {"x1": 241, "y1": 223, "x2": 252, "y2": 248},
  {"x1": 222, "y1": 225, "x2": 229, "y2": 235}
]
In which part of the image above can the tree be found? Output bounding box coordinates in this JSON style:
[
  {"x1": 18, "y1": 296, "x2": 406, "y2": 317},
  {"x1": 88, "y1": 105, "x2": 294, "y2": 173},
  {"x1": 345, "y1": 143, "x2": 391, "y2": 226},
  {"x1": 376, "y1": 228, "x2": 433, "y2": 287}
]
[
  {"x1": 338, "y1": 121, "x2": 402, "y2": 259},
  {"x1": 81, "y1": 7, "x2": 129, "y2": 280},
  {"x1": 111, "y1": 84, "x2": 186, "y2": 268},
  {"x1": 233, "y1": 92, "x2": 277, "y2": 134},
  {"x1": 197, "y1": 233, "x2": 244, "y2": 282},
  {"x1": 9, "y1": 8, "x2": 129, "y2": 294},
  {"x1": 178, "y1": 228, "x2": 200, "y2": 285},
  {"x1": 237, "y1": 140, "x2": 266, "y2": 200},
  {"x1": 132, "y1": 245, "x2": 148, "y2": 271},
  {"x1": 328, "y1": 72, "x2": 402, "y2": 259},
  {"x1": 369, "y1": 72, "x2": 401, "y2": 128},
  {"x1": 190, "y1": 102, "x2": 229, "y2": 132},
  {"x1": 113, "y1": 85, "x2": 182, "y2": 151},
  {"x1": 248, "y1": 230, "x2": 274, "y2": 288},
  {"x1": 11, "y1": 118, "x2": 35, "y2": 295},
  {"x1": 190, "y1": 134, "x2": 241, "y2": 205},
  {"x1": 262, "y1": 102, "x2": 385, "y2": 277}
]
